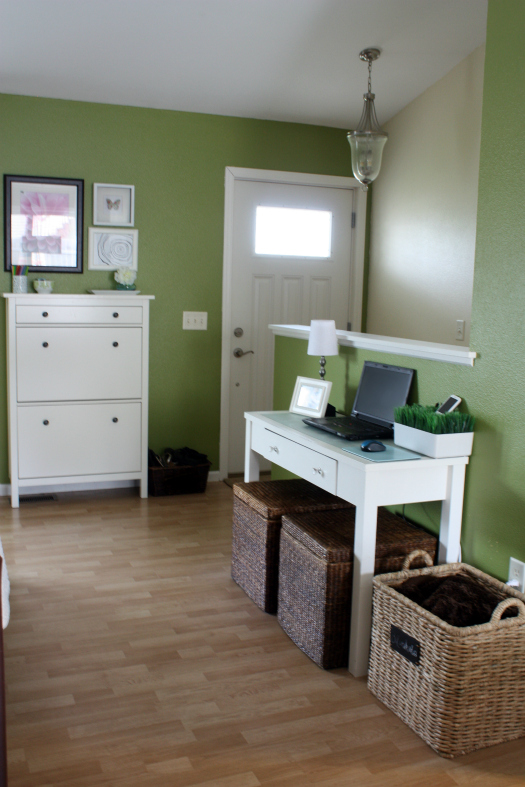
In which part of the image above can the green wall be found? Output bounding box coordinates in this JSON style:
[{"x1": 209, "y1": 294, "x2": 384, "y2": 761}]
[
  {"x1": 0, "y1": 94, "x2": 354, "y2": 477},
  {"x1": 273, "y1": 0, "x2": 525, "y2": 583}
]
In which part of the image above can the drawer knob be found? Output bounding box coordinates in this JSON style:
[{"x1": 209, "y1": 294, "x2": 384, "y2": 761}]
[
  {"x1": 42, "y1": 342, "x2": 49, "y2": 348},
  {"x1": 43, "y1": 420, "x2": 49, "y2": 426},
  {"x1": 269, "y1": 445, "x2": 279, "y2": 453},
  {"x1": 112, "y1": 417, "x2": 118, "y2": 423},
  {"x1": 113, "y1": 312, "x2": 119, "y2": 318},
  {"x1": 313, "y1": 467, "x2": 324, "y2": 477},
  {"x1": 42, "y1": 311, "x2": 48, "y2": 318},
  {"x1": 113, "y1": 341, "x2": 119, "y2": 347}
]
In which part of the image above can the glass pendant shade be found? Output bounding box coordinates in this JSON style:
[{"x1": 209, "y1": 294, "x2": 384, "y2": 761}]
[
  {"x1": 347, "y1": 50, "x2": 388, "y2": 191},
  {"x1": 347, "y1": 128, "x2": 388, "y2": 189}
]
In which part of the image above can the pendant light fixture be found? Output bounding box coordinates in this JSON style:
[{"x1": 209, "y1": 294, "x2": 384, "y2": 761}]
[{"x1": 347, "y1": 48, "x2": 388, "y2": 191}]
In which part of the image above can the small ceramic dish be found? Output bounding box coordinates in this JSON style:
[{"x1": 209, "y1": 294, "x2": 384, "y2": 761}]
[{"x1": 33, "y1": 279, "x2": 54, "y2": 294}]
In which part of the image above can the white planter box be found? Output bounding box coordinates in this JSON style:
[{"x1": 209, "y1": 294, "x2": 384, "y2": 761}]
[{"x1": 394, "y1": 423, "x2": 474, "y2": 458}]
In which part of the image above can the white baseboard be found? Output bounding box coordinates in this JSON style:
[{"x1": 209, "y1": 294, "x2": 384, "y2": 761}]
[{"x1": 0, "y1": 471, "x2": 222, "y2": 498}]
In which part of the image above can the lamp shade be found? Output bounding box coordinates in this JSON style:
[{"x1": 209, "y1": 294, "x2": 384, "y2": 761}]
[{"x1": 307, "y1": 320, "x2": 339, "y2": 357}]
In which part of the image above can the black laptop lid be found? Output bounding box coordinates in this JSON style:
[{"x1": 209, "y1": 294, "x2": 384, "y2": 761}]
[{"x1": 351, "y1": 361, "x2": 414, "y2": 428}]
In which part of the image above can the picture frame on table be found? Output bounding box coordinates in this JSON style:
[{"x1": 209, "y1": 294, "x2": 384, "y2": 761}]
[
  {"x1": 4, "y1": 174, "x2": 84, "y2": 273},
  {"x1": 93, "y1": 183, "x2": 134, "y2": 227},
  {"x1": 289, "y1": 376, "x2": 332, "y2": 417},
  {"x1": 88, "y1": 228, "x2": 138, "y2": 271}
]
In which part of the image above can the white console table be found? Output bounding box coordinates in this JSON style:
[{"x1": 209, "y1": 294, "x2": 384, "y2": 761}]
[{"x1": 244, "y1": 411, "x2": 469, "y2": 677}]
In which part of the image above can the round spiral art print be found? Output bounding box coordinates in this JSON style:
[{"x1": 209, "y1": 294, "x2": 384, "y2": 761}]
[{"x1": 97, "y1": 233, "x2": 133, "y2": 268}]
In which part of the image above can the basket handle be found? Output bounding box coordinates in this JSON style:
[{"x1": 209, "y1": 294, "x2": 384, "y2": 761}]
[
  {"x1": 401, "y1": 549, "x2": 434, "y2": 571},
  {"x1": 491, "y1": 597, "x2": 525, "y2": 622}
]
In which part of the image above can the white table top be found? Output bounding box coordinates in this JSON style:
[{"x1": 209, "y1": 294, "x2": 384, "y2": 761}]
[{"x1": 246, "y1": 411, "x2": 469, "y2": 469}]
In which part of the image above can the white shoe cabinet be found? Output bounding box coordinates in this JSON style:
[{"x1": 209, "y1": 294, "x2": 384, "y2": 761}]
[{"x1": 3, "y1": 294, "x2": 154, "y2": 507}]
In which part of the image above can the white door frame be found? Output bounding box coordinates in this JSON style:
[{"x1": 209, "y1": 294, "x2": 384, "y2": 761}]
[{"x1": 219, "y1": 166, "x2": 367, "y2": 480}]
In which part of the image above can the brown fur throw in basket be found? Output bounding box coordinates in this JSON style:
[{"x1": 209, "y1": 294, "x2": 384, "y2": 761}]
[{"x1": 394, "y1": 573, "x2": 519, "y2": 627}]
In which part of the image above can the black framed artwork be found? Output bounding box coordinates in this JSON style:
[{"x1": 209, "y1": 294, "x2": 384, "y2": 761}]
[{"x1": 4, "y1": 175, "x2": 84, "y2": 273}]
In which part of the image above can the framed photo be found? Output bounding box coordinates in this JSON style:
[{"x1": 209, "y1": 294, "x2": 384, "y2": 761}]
[
  {"x1": 93, "y1": 183, "x2": 134, "y2": 226},
  {"x1": 289, "y1": 376, "x2": 332, "y2": 417},
  {"x1": 4, "y1": 174, "x2": 84, "y2": 273},
  {"x1": 88, "y1": 228, "x2": 138, "y2": 271}
]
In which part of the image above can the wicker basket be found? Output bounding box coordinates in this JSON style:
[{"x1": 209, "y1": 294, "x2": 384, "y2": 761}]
[
  {"x1": 231, "y1": 479, "x2": 354, "y2": 613},
  {"x1": 368, "y1": 554, "x2": 525, "y2": 758},
  {"x1": 277, "y1": 509, "x2": 437, "y2": 669},
  {"x1": 148, "y1": 462, "x2": 211, "y2": 496}
]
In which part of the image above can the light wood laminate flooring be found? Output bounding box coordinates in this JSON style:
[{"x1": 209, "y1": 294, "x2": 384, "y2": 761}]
[{"x1": 0, "y1": 483, "x2": 523, "y2": 786}]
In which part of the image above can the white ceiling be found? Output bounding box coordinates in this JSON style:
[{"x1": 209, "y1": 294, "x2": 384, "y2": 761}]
[{"x1": 0, "y1": 0, "x2": 488, "y2": 129}]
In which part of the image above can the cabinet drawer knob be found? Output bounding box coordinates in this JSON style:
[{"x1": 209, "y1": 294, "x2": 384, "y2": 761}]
[
  {"x1": 269, "y1": 445, "x2": 279, "y2": 453},
  {"x1": 43, "y1": 420, "x2": 49, "y2": 426},
  {"x1": 42, "y1": 311, "x2": 48, "y2": 318},
  {"x1": 112, "y1": 417, "x2": 118, "y2": 423},
  {"x1": 113, "y1": 341, "x2": 119, "y2": 347},
  {"x1": 313, "y1": 467, "x2": 324, "y2": 477},
  {"x1": 42, "y1": 342, "x2": 48, "y2": 348},
  {"x1": 113, "y1": 312, "x2": 119, "y2": 318}
]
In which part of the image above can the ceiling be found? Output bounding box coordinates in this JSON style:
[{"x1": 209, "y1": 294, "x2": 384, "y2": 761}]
[{"x1": 0, "y1": 0, "x2": 488, "y2": 129}]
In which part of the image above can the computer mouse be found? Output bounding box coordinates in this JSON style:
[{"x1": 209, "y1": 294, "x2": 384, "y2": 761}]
[{"x1": 361, "y1": 440, "x2": 386, "y2": 452}]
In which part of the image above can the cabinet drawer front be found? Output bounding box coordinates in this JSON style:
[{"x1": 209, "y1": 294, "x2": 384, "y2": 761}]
[
  {"x1": 17, "y1": 327, "x2": 142, "y2": 402},
  {"x1": 16, "y1": 305, "x2": 143, "y2": 325},
  {"x1": 252, "y1": 425, "x2": 337, "y2": 494},
  {"x1": 18, "y1": 403, "x2": 142, "y2": 479}
]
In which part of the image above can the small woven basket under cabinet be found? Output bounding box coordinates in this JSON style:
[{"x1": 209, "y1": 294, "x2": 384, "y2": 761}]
[
  {"x1": 231, "y1": 479, "x2": 353, "y2": 613},
  {"x1": 368, "y1": 557, "x2": 525, "y2": 758},
  {"x1": 277, "y1": 509, "x2": 437, "y2": 669}
]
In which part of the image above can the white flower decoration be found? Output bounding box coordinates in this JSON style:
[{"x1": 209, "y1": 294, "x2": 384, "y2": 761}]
[{"x1": 114, "y1": 267, "x2": 137, "y2": 285}]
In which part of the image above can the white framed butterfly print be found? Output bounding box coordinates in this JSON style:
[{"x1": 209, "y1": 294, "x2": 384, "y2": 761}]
[{"x1": 93, "y1": 183, "x2": 135, "y2": 227}]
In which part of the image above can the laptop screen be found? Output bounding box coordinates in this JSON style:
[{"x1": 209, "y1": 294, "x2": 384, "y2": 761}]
[{"x1": 352, "y1": 361, "x2": 414, "y2": 428}]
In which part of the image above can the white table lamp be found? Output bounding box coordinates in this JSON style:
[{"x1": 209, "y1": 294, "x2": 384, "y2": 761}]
[{"x1": 307, "y1": 320, "x2": 339, "y2": 379}]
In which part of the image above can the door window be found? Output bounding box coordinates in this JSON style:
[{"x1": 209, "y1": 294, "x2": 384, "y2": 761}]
[{"x1": 254, "y1": 206, "x2": 332, "y2": 258}]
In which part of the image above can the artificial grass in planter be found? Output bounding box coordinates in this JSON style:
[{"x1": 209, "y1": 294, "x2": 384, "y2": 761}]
[{"x1": 394, "y1": 404, "x2": 475, "y2": 434}]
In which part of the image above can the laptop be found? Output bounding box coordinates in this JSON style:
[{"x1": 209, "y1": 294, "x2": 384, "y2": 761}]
[{"x1": 303, "y1": 360, "x2": 415, "y2": 441}]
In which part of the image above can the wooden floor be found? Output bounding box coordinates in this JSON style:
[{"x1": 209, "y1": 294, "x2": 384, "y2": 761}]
[{"x1": 0, "y1": 482, "x2": 523, "y2": 786}]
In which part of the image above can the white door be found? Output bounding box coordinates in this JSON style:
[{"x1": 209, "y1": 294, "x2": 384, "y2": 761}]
[{"x1": 221, "y1": 168, "x2": 367, "y2": 476}]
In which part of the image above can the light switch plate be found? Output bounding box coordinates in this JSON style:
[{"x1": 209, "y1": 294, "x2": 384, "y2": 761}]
[
  {"x1": 183, "y1": 311, "x2": 207, "y2": 330},
  {"x1": 509, "y1": 557, "x2": 525, "y2": 593}
]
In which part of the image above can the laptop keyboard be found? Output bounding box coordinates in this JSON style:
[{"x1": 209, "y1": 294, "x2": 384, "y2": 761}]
[{"x1": 331, "y1": 418, "x2": 379, "y2": 434}]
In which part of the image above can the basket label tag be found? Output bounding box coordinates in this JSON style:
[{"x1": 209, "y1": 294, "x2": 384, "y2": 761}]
[{"x1": 391, "y1": 625, "x2": 420, "y2": 664}]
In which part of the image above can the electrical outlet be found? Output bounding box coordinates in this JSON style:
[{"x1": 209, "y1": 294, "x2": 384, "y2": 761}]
[
  {"x1": 455, "y1": 320, "x2": 465, "y2": 341},
  {"x1": 183, "y1": 311, "x2": 208, "y2": 330},
  {"x1": 508, "y1": 557, "x2": 525, "y2": 593}
]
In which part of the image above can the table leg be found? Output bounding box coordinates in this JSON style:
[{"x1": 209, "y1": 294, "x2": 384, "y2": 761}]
[
  {"x1": 244, "y1": 420, "x2": 261, "y2": 482},
  {"x1": 348, "y1": 493, "x2": 378, "y2": 677},
  {"x1": 438, "y1": 463, "x2": 466, "y2": 564}
]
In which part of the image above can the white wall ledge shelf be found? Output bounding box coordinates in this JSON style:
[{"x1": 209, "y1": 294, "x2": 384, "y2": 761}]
[{"x1": 269, "y1": 324, "x2": 477, "y2": 367}]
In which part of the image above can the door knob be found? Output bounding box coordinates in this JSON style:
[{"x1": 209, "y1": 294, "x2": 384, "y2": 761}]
[{"x1": 233, "y1": 347, "x2": 254, "y2": 358}]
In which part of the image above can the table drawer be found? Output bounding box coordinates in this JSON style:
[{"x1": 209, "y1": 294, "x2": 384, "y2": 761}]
[
  {"x1": 17, "y1": 402, "x2": 142, "y2": 479},
  {"x1": 16, "y1": 327, "x2": 142, "y2": 402},
  {"x1": 252, "y1": 424, "x2": 337, "y2": 494},
  {"x1": 16, "y1": 304, "x2": 143, "y2": 325}
]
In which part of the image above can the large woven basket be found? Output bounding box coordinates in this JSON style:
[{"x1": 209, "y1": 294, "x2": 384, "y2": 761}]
[
  {"x1": 231, "y1": 479, "x2": 353, "y2": 613},
  {"x1": 368, "y1": 554, "x2": 525, "y2": 758},
  {"x1": 277, "y1": 509, "x2": 437, "y2": 669}
]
